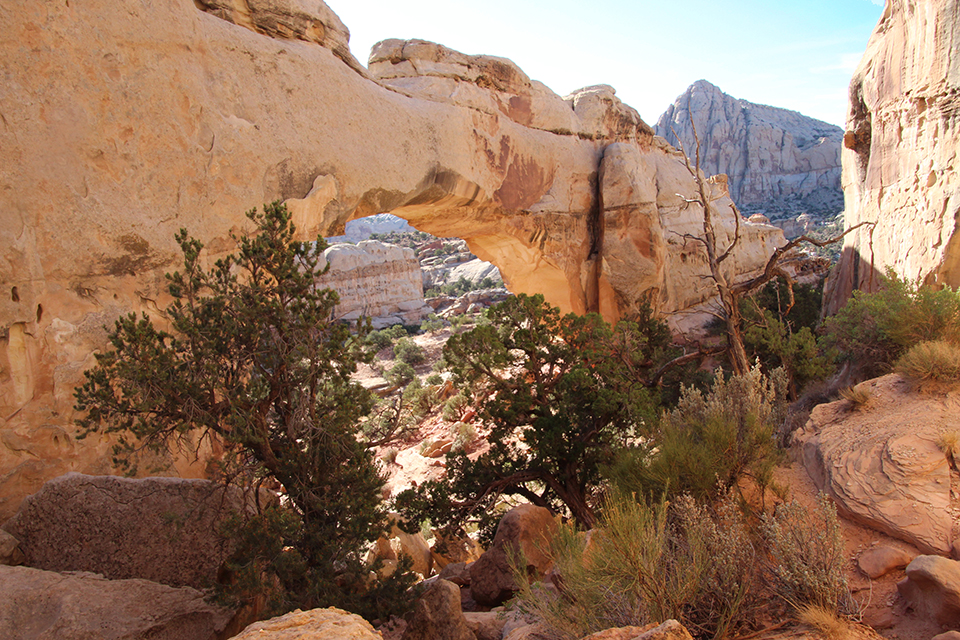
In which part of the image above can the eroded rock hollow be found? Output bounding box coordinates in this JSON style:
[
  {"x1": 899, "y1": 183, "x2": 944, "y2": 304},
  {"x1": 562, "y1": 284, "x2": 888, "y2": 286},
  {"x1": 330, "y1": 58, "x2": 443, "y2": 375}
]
[{"x1": 0, "y1": 0, "x2": 786, "y2": 517}]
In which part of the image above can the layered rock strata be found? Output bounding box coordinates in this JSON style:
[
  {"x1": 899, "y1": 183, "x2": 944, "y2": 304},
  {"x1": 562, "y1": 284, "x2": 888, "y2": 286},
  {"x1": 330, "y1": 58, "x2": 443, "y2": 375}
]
[
  {"x1": 825, "y1": 0, "x2": 960, "y2": 313},
  {"x1": 655, "y1": 80, "x2": 843, "y2": 212},
  {"x1": 318, "y1": 241, "x2": 432, "y2": 328},
  {"x1": 0, "y1": 0, "x2": 785, "y2": 516}
]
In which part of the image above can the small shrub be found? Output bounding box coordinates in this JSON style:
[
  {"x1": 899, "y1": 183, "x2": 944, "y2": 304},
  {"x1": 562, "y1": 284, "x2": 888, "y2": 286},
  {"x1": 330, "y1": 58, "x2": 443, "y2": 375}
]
[
  {"x1": 895, "y1": 340, "x2": 960, "y2": 383},
  {"x1": 386, "y1": 362, "x2": 416, "y2": 387},
  {"x1": 448, "y1": 421, "x2": 477, "y2": 451},
  {"x1": 420, "y1": 314, "x2": 444, "y2": 333},
  {"x1": 425, "y1": 373, "x2": 443, "y2": 386},
  {"x1": 393, "y1": 338, "x2": 426, "y2": 366},
  {"x1": 403, "y1": 379, "x2": 440, "y2": 417},
  {"x1": 838, "y1": 385, "x2": 871, "y2": 410},
  {"x1": 366, "y1": 329, "x2": 395, "y2": 352},
  {"x1": 761, "y1": 494, "x2": 854, "y2": 614},
  {"x1": 442, "y1": 392, "x2": 470, "y2": 422},
  {"x1": 380, "y1": 447, "x2": 399, "y2": 465},
  {"x1": 937, "y1": 430, "x2": 960, "y2": 467}
]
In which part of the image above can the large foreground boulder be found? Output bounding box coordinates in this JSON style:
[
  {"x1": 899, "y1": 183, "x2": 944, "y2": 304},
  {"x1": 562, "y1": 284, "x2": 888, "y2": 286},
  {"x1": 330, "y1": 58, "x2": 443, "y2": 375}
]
[
  {"x1": 231, "y1": 607, "x2": 383, "y2": 639},
  {"x1": 0, "y1": 565, "x2": 234, "y2": 640},
  {"x1": 469, "y1": 504, "x2": 558, "y2": 606},
  {"x1": 794, "y1": 375, "x2": 955, "y2": 553},
  {"x1": 401, "y1": 579, "x2": 476, "y2": 640},
  {"x1": 2, "y1": 473, "x2": 257, "y2": 589},
  {"x1": 898, "y1": 555, "x2": 960, "y2": 626}
]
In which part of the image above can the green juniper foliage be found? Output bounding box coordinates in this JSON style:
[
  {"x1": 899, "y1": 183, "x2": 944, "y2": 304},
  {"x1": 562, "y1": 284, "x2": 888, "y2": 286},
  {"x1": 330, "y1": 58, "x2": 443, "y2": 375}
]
[
  {"x1": 395, "y1": 294, "x2": 672, "y2": 540},
  {"x1": 74, "y1": 202, "x2": 412, "y2": 619}
]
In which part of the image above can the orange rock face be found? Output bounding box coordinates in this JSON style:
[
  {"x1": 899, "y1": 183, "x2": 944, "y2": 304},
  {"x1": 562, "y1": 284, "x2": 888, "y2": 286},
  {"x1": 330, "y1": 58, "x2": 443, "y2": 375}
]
[
  {"x1": 0, "y1": 0, "x2": 784, "y2": 518},
  {"x1": 826, "y1": 0, "x2": 960, "y2": 313}
]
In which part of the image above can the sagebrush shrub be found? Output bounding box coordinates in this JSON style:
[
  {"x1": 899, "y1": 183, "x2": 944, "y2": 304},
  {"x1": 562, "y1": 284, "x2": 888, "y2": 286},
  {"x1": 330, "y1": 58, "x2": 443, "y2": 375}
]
[
  {"x1": 761, "y1": 494, "x2": 853, "y2": 614},
  {"x1": 393, "y1": 337, "x2": 426, "y2": 365},
  {"x1": 608, "y1": 364, "x2": 788, "y2": 502},
  {"x1": 511, "y1": 491, "x2": 760, "y2": 640}
]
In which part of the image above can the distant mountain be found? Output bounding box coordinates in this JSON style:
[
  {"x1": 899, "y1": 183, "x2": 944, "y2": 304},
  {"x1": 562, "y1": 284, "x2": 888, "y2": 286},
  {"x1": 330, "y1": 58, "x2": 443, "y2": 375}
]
[{"x1": 655, "y1": 80, "x2": 843, "y2": 216}]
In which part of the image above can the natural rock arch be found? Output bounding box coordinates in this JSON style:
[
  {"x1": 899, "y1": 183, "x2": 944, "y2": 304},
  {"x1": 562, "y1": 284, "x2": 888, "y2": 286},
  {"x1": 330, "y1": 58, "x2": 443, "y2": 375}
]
[{"x1": 0, "y1": 0, "x2": 785, "y2": 518}]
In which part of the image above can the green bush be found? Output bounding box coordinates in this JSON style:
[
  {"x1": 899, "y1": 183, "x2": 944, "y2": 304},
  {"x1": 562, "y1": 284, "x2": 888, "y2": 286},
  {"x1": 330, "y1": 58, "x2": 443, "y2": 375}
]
[
  {"x1": 761, "y1": 494, "x2": 853, "y2": 614},
  {"x1": 367, "y1": 324, "x2": 409, "y2": 352},
  {"x1": 425, "y1": 373, "x2": 444, "y2": 386},
  {"x1": 419, "y1": 314, "x2": 445, "y2": 333},
  {"x1": 512, "y1": 491, "x2": 758, "y2": 640},
  {"x1": 441, "y1": 392, "x2": 470, "y2": 422},
  {"x1": 393, "y1": 338, "x2": 426, "y2": 366},
  {"x1": 386, "y1": 362, "x2": 416, "y2": 387},
  {"x1": 607, "y1": 364, "x2": 788, "y2": 502},
  {"x1": 822, "y1": 270, "x2": 960, "y2": 376},
  {"x1": 895, "y1": 340, "x2": 960, "y2": 383}
]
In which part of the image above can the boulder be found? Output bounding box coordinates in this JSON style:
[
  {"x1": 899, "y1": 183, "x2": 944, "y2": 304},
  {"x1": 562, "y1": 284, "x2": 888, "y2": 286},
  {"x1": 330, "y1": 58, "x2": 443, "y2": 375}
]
[
  {"x1": 825, "y1": 0, "x2": 960, "y2": 314},
  {"x1": 401, "y1": 579, "x2": 476, "y2": 640},
  {"x1": 933, "y1": 633, "x2": 960, "y2": 640},
  {"x1": 469, "y1": 504, "x2": 558, "y2": 606},
  {"x1": 633, "y1": 620, "x2": 695, "y2": 640},
  {"x1": 2, "y1": 473, "x2": 255, "y2": 589},
  {"x1": 0, "y1": 565, "x2": 234, "y2": 640},
  {"x1": 582, "y1": 626, "x2": 655, "y2": 640},
  {"x1": 232, "y1": 607, "x2": 383, "y2": 640},
  {"x1": 366, "y1": 514, "x2": 433, "y2": 578},
  {"x1": 463, "y1": 611, "x2": 510, "y2": 640},
  {"x1": 794, "y1": 374, "x2": 955, "y2": 553},
  {"x1": 656, "y1": 80, "x2": 843, "y2": 212},
  {"x1": 438, "y1": 561, "x2": 472, "y2": 586},
  {"x1": 897, "y1": 555, "x2": 960, "y2": 625},
  {"x1": 858, "y1": 545, "x2": 917, "y2": 579},
  {"x1": 432, "y1": 532, "x2": 484, "y2": 572}
]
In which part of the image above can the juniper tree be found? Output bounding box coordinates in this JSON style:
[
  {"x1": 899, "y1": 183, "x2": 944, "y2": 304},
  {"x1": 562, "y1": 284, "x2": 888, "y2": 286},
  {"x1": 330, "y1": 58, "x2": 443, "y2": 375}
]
[{"x1": 74, "y1": 202, "x2": 411, "y2": 618}]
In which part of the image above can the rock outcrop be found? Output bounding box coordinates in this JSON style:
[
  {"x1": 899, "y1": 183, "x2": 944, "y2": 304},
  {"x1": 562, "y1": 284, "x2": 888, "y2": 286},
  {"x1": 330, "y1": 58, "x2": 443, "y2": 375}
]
[
  {"x1": 318, "y1": 241, "x2": 433, "y2": 328},
  {"x1": 0, "y1": 0, "x2": 786, "y2": 516},
  {"x1": 655, "y1": 80, "x2": 843, "y2": 213},
  {"x1": 231, "y1": 607, "x2": 383, "y2": 640},
  {"x1": 401, "y1": 579, "x2": 476, "y2": 640},
  {"x1": 0, "y1": 565, "x2": 235, "y2": 640},
  {"x1": 3, "y1": 473, "x2": 253, "y2": 589},
  {"x1": 794, "y1": 375, "x2": 957, "y2": 554},
  {"x1": 825, "y1": 0, "x2": 960, "y2": 314}
]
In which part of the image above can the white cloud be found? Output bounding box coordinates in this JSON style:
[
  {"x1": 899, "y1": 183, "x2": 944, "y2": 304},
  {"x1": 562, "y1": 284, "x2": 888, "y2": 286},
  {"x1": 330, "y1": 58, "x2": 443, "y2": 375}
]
[{"x1": 868, "y1": 0, "x2": 884, "y2": 5}]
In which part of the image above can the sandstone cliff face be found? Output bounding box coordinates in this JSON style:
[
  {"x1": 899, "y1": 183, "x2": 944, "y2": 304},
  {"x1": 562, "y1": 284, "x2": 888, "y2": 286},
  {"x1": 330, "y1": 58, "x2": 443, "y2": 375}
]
[
  {"x1": 318, "y1": 241, "x2": 432, "y2": 328},
  {"x1": 0, "y1": 0, "x2": 785, "y2": 517},
  {"x1": 655, "y1": 80, "x2": 843, "y2": 212},
  {"x1": 825, "y1": 0, "x2": 960, "y2": 314}
]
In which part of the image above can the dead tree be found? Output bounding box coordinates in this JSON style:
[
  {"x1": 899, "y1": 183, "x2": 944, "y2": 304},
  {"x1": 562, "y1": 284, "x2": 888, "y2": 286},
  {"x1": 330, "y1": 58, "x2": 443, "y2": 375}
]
[{"x1": 671, "y1": 121, "x2": 873, "y2": 376}]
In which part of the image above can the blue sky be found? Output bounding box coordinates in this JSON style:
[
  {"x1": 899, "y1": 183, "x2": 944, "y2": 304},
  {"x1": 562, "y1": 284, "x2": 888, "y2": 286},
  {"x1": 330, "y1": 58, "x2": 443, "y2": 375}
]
[{"x1": 326, "y1": 0, "x2": 885, "y2": 128}]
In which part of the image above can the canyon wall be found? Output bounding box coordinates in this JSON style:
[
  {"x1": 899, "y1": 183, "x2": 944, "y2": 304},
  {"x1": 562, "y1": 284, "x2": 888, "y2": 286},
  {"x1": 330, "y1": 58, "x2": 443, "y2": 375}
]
[
  {"x1": 655, "y1": 80, "x2": 843, "y2": 213},
  {"x1": 825, "y1": 0, "x2": 960, "y2": 313},
  {"x1": 0, "y1": 0, "x2": 785, "y2": 518}
]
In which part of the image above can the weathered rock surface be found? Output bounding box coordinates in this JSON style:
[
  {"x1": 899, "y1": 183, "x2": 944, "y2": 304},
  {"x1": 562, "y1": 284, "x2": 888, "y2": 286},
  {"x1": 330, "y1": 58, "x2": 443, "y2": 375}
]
[
  {"x1": 655, "y1": 80, "x2": 843, "y2": 211},
  {"x1": 318, "y1": 241, "x2": 432, "y2": 328},
  {"x1": 826, "y1": 0, "x2": 960, "y2": 314},
  {"x1": 0, "y1": 529, "x2": 23, "y2": 566},
  {"x1": 0, "y1": 0, "x2": 786, "y2": 517},
  {"x1": 0, "y1": 565, "x2": 235, "y2": 640},
  {"x1": 401, "y1": 579, "x2": 476, "y2": 640},
  {"x1": 859, "y1": 545, "x2": 917, "y2": 579},
  {"x1": 582, "y1": 621, "x2": 694, "y2": 640},
  {"x1": 469, "y1": 504, "x2": 558, "y2": 606},
  {"x1": 366, "y1": 513, "x2": 433, "y2": 578},
  {"x1": 2, "y1": 473, "x2": 251, "y2": 589},
  {"x1": 898, "y1": 555, "x2": 960, "y2": 625},
  {"x1": 232, "y1": 607, "x2": 383, "y2": 640},
  {"x1": 794, "y1": 375, "x2": 957, "y2": 553}
]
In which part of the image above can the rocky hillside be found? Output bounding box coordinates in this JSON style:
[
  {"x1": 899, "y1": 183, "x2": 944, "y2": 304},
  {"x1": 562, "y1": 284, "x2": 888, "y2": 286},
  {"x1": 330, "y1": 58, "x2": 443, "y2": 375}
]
[
  {"x1": 825, "y1": 0, "x2": 960, "y2": 314},
  {"x1": 655, "y1": 80, "x2": 843, "y2": 220}
]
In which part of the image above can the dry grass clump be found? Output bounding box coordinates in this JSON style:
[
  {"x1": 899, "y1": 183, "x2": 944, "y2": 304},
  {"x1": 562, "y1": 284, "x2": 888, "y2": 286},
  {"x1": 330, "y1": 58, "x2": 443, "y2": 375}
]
[
  {"x1": 797, "y1": 604, "x2": 853, "y2": 640},
  {"x1": 895, "y1": 340, "x2": 960, "y2": 384},
  {"x1": 838, "y1": 386, "x2": 872, "y2": 411},
  {"x1": 937, "y1": 430, "x2": 960, "y2": 468}
]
